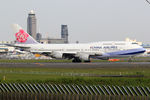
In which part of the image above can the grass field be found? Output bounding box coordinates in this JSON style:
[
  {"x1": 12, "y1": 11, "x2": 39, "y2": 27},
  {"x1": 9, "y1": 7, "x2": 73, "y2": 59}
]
[
  {"x1": 0, "y1": 58, "x2": 150, "y2": 86},
  {"x1": 0, "y1": 64, "x2": 150, "y2": 86}
]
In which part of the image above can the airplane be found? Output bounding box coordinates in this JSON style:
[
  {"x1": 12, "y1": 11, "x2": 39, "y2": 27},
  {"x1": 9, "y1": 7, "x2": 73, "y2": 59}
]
[{"x1": 8, "y1": 24, "x2": 146, "y2": 62}]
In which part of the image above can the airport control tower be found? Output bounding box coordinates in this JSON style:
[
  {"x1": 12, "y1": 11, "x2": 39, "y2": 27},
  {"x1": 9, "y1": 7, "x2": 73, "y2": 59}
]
[
  {"x1": 27, "y1": 10, "x2": 37, "y2": 39},
  {"x1": 61, "y1": 25, "x2": 68, "y2": 43}
]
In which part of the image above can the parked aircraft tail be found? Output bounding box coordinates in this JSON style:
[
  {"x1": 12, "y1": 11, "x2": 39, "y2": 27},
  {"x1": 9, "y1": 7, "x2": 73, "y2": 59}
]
[{"x1": 12, "y1": 24, "x2": 38, "y2": 44}]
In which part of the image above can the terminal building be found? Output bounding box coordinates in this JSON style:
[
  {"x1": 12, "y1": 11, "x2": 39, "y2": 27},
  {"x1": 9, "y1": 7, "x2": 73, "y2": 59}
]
[
  {"x1": 0, "y1": 41, "x2": 15, "y2": 54},
  {"x1": 27, "y1": 10, "x2": 69, "y2": 44},
  {"x1": 61, "y1": 25, "x2": 68, "y2": 43},
  {"x1": 38, "y1": 25, "x2": 69, "y2": 44},
  {"x1": 125, "y1": 38, "x2": 142, "y2": 45}
]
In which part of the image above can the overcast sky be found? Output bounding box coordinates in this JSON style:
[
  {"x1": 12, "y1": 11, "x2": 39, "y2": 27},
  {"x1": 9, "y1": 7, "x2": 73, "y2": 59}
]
[{"x1": 1, "y1": 0, "x2": 150, "y2": 43}]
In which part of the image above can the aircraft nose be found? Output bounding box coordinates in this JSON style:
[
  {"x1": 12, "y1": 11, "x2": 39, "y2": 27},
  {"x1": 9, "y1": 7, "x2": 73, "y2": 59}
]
[
  {"x1": 142, "y1": 48, "x2": 146, "y2": 52},
  {"x1": 139, "y1": 47, "x2": 146, "y2": 53}
]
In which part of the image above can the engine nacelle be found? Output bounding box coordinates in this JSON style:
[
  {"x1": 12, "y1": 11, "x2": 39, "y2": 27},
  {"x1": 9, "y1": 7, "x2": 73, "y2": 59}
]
[
  {"x1": 51, "y1": 51, "x2": 63, "y2": 59},
  {"x1": 78, "y1": 53, "x2": 90, "y2": 61}
]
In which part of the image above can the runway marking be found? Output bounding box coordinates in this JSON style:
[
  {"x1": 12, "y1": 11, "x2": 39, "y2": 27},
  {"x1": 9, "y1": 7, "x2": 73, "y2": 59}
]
[
  {"x1": 81, "y1": 63, "x2": 93, "y2": 65},
  {"x1": 35, "y1": 63, "x2": 44, "y2": 66}
]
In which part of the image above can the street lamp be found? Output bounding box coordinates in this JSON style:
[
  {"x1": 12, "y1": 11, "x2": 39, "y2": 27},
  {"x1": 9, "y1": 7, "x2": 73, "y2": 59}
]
[{"x1": 146, "y1": 0, "x2": 150, "y2": 4}]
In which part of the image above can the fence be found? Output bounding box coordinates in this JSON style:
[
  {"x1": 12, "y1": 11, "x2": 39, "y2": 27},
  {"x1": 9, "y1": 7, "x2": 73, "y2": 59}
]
[
  {"x1": 0, "y1": 83, "x2": 149, "y2": 100},
  {"x1": 0, "y1": 93, "x2": 149, "y2": 100}
]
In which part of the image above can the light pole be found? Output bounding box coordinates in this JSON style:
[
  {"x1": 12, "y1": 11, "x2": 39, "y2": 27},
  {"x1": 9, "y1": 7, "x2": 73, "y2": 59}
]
[{"x1": 146, "y1": 0, "x2": 150, "y2": 4}]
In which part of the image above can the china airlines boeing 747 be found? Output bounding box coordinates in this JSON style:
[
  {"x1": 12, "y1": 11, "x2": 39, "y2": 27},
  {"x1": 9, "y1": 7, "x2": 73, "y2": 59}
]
[{"x1": 8, "y1": 24, "x2": 146, "y2": 62}]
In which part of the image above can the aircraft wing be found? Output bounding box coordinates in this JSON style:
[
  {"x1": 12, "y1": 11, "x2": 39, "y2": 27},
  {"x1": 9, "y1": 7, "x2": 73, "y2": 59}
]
[
  {"x1": 5, "y1": 44, "x2": 30, "y2": 49},
  {"x1": 50, "y1": 51, "x2": 103, "y2": 60}
]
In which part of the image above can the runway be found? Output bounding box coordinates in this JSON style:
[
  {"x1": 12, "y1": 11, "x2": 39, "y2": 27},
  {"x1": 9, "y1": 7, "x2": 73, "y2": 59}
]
[{"x1": 0, "y1": 62, "x2": 150, "y2": 68}]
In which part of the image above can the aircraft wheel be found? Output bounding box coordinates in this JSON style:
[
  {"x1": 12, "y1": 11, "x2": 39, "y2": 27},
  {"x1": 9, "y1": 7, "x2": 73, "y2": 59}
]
[
  {"x1": 72, "y1": 58, "x2": 82, "y2": 63},
  {"x1": 128, "y1": 56, "x2": 134, "y2": 62}
]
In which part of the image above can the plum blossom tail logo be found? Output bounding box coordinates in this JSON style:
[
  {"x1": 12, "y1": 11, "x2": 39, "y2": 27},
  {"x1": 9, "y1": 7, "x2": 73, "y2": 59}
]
[{"x1": 15, "y1": 29, "x2": 29, "y2": 42}]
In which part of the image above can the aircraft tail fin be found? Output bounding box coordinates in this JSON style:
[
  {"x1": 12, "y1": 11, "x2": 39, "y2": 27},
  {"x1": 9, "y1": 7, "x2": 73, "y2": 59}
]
[{"x1": 12, "y1": 24, "x2": 39, "y2": 44}]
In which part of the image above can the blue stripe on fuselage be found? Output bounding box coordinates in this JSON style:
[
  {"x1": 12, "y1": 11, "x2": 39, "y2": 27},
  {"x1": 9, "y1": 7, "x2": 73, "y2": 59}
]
[
  {"x1": 118, "y1": 50, "x2": 145, "y2": 55},
  {"x1": 106, "y1": 48, "x2": 146, "y2": 56}
]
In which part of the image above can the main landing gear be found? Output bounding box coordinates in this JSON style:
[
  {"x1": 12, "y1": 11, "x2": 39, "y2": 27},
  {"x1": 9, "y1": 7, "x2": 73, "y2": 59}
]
[
  {"x1": 72, "y1": 57, "x2": 91, "y2": 63},
  {"x1": 128, "y1": 56, "x2": 134, "y2": 62},
  {"x1": 72, "y1": 57, "x2": 82, "y2": 63}
]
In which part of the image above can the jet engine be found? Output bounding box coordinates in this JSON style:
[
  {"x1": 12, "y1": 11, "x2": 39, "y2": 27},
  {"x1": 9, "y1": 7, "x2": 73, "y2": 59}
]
[
  {"x1": 51, "y1": 51, "x2": 63, "y2": 59},
  {"x1": 78, "y1": 53, "x2": 90, "y2": 61}
]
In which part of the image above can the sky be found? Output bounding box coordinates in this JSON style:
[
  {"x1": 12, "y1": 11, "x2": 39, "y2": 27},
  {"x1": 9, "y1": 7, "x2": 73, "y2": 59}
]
[{"x1": 0, "y1": 0, "x2": 150, "y2": 43}]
